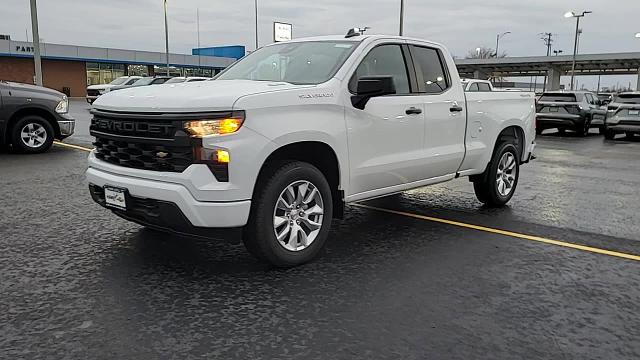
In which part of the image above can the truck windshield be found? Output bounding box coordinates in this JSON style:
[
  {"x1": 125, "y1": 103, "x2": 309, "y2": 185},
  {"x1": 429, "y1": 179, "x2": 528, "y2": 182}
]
[
  {"x1": 109, "y1": 77, "x2": 128, "y2": 86},
  {"x1": 216, "y1": 41, "x2": 358, "y2": 85}
]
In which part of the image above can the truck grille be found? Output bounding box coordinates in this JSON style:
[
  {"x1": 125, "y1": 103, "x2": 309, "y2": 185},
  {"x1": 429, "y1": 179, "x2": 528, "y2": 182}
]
[
  {"x1": 87, "y1": 89, "x2": 101, "y2": 96},
  {"x1": 93, "y1": 138, "x2": 193, "y2": 172}
]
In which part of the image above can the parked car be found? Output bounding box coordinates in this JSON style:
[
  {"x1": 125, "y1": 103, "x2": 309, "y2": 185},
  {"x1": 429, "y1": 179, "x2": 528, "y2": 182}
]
[
  {"x1": 461, "y1": 79, "x2": 494, "y2": 92},
  {"x1": 86, "y1": 76, "x2": 141, "y2": 104},
  {"x1": 597, "y1": 92, "x2": 615, "y2": 106},
  {"x1": 164, "y1": 76, "x2": 210, "y2": 84},
  {"x1": 604, "y1": 92, "x2": 640, "y2": 140},
  {"x1": 536, "y1": 91, "x2": 606, "y2": 135},
  {"x1": 0, "y1": 81, "x2": 75, "y2": 153},
  {"x1": 109, "y1": 76, "x2": 173, "y2": 92},
  {"x1": 86, "y1": 31, "x2": 536, "y2": 267}
]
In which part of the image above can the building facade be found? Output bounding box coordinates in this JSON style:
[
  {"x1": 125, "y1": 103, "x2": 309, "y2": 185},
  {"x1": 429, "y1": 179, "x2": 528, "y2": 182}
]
[{"x1": 0, "y1": 40, "x2": 242, "y2": 97}]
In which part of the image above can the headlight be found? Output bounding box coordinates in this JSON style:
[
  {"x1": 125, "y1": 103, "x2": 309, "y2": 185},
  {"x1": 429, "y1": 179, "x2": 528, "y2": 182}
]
[
  {"x1": 99, "y1": 88, "x2": 110, "y2": 94},
  {"x1": 55, "y1": 96, "x2": 69, "y2": 114},
  {"x1": 183, "y1": 112, "x2": 245, "y2": 137}
]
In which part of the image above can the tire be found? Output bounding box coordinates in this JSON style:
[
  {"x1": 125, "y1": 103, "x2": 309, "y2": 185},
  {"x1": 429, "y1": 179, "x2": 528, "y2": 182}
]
[
  {"x1": 626, "y1": 132, "x2": 636, "y2": 139},
  {"x1": 604, "y1": 129, "x2": 616, "y2": 140},
  {"x1": 558, "y1": 128, "x2": 566, "y2": 135},
  {"x1": 535, "y1": 128, "x2": 543, "y2": 136},
  {"x1": 10, "y1": 115, "x2": 55, "y2": 154},
  {"x1": 473, "y1": 142, "x2": 520, "y2": 207},
  {"x1": 243, "y1": 161, "x2": 333, "y2": 267},
  {"x1": 598, "y1": 126, "x2": 605, "y2": 135},
  {"x1": 576, "y1": 117, "x2": 590, "y2": 137}
]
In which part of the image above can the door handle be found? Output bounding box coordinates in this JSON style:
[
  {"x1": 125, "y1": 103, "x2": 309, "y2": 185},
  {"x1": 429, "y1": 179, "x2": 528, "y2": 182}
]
[
  {"x1": 450, "y1": 105, "x2": 463, "y2": 112},
  {"x1": 405, "y1": 107, "x2": 422, "y2": 115}
]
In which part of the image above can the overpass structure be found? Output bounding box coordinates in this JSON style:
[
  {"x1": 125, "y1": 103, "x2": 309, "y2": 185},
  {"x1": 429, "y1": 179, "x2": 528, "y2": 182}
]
[{"x1": 455, "y1": 52, "x2": 640, "y2": 91}]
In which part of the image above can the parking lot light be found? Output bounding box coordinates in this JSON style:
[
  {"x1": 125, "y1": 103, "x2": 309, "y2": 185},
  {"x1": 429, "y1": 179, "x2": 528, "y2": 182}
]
[
  {"x1": 635, "y1": 33, "x2": 640, "y2": 38},
  {"x1": 565, "y1": 10, "x2": 592, "y2": 90}
]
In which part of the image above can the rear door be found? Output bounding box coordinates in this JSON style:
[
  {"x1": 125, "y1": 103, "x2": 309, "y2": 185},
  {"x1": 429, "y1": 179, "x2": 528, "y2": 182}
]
[
  {"x1": 345, "y1": 42, "x2": 426, "y2": 197},
  {"x1": 408, "y1": 43, "x2": 466, "y2": 178}
]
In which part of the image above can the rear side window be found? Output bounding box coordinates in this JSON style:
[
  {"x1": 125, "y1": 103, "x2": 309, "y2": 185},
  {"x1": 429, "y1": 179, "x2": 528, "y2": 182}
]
[
  {"x1": 539, "y1": 93, "x2": 577, "y2": 102},
  {"x1": 410, "y1": 46, "x2": 449, "y2": 93},
  {"x1": 478, "y1": 83, "x2": 491, "y2": 92},
  {"x1": 349, "y1": 44, "x2": 411, "y2": 94},
  {"x1": 468, "y1": 83, "x2": 479, "y2": 92},
  {"x1": 615, "y1": 94, "x2": 640, "y2": 104}
]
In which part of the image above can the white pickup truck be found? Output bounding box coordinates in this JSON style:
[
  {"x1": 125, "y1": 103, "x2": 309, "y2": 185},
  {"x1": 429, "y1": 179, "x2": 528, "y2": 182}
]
[{"x1": 87, "y1": 31, "x2": 536, "y2": 266}]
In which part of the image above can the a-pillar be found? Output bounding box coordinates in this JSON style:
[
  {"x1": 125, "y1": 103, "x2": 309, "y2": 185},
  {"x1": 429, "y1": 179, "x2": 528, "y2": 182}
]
[{"x1": 547, "y1": 66, "x2": 562, "y2": 90}]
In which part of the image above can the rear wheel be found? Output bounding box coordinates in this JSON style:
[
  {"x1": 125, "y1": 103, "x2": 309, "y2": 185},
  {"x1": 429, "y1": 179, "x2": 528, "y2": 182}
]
[
  {"x1": 473, "y1": 142, "x2": 520, "y2": 207},
  {"x1": 626, "y1": 132, "x2": 636, "y2": 139},
  {"x1": 558, "y1": 128, "x2": 566, "y2": 135},
  {"x1": 243, "y1": 161, "x2": 333, "y2": 267},
  {"x1": 598, "y1": 126, "x2": 605, "y2": 135},
  {"x1": 604, "y1": 129, "x2": 616, "y2": 140},
  {"x1": 11, "y1": 115, "x2": 55, "y2": 154},
  {"x1": 577, "y1": 118, "x2": 591, "y2": 137}
]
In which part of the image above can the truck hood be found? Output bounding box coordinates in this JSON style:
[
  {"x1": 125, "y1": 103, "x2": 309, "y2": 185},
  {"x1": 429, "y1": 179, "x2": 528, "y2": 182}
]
[
  {"x1": 93, "y1": 80, "x2": 314, "y2": 112},
  {"x1": 7, "y1": 81, "x2": 64, "y2": 98}
]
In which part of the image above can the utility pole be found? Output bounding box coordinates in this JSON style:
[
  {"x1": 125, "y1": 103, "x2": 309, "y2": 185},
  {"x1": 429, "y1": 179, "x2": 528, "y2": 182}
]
[
  {"x1": 29, "y1": 0, "x2": 43, "y2": 86},
  {"x1": 399, "y1": 0, "x2": 405, "y2": 36},
  {"x1": 540, "y1": 32, "x2": 553, "y2": 91}
]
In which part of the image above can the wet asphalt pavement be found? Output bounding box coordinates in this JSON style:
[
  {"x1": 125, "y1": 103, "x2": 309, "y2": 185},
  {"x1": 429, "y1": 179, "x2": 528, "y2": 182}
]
[{"x1": 1, "y1": 100, "x2": 639, "y2": 359}]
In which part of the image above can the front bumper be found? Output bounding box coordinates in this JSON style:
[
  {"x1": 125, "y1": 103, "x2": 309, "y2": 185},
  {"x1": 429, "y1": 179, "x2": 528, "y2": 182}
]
[
  {"x1": 86, "y1": 165, "x2": 251, "y2": 229},
  {"x1": 56, "y1": 113, "x2": 75, "y2": 137}
]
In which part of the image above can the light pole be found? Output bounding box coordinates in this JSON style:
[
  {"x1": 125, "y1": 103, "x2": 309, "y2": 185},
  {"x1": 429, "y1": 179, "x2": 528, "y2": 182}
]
[
  {"x1": 399, "y1": 0, "x2": 405, "y2": 36},
  {"x1": 29, "y1": 0, "x2": 43, "y2": 86},
  {"x1": 565, "y1": 10, "x2": 591, "y2": 90},
  {"x1": 254, "y1": 0, "x2": 259, "y2": 49},
  {"x1": 163, "y1": 0, "x2": 170, "y2": 76},
  {"x1": 635, "y1": 32, "x2": 640, "y2": 38},
  {"x1": 495, "y1": 31, "x2": 510, "y2": 57},
  {"x1": 553, "y1": 50, "x2": 563, "y2": 56}
]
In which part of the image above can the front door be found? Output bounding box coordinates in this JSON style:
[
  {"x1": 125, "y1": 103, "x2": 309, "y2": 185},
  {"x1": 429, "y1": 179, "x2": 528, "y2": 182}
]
[{"x1": 345, "y1": 43, "x2": 426, "y2": 197}]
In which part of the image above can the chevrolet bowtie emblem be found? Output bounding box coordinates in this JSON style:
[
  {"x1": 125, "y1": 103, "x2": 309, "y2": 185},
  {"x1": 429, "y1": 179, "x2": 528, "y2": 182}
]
[{"x1": 156, "y1": 151, "x2": 169, "y2": 158}]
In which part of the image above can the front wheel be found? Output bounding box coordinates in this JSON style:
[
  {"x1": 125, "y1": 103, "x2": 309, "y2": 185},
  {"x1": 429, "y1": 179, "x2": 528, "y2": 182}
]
[
  {"x1": 577, "y1": 118, "x2": 591, "y2": 137},
  {"x1": 11, "y1": 115, "x2": 55, "y2": 153},
  {"x1": 473, "y1": 142, "x2": 520, "y2": 207},
  {"x1": 243, "y1": 161, "x2": 333, "y2": 267},
  {"x1": 604, "y1": 129, "x2": 616, "y2": 140}
]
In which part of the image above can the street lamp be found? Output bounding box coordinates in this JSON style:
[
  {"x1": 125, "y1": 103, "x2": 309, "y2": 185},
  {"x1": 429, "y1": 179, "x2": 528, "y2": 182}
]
[
  {"x1": 635, "y1": 33, "x2": 640, "y2": 38},
  {"x1": 163, "y1": 0, "x2": 170, "y2": 76},
  {"x1": 254, "y1": 0, "x2": 259, "y2": 49},
  {"x1": 565, "y1": 10, "x2": 591, "y2": 90},
  {"x1": 553, "y1": 50, "x2": 563, "y2": 56},
  {"x1": 495, "y1": 31, "x2": 511, "y2": 57},
  {"x1": 399, "y1": 0, "x2": 405, "y2": 36}
]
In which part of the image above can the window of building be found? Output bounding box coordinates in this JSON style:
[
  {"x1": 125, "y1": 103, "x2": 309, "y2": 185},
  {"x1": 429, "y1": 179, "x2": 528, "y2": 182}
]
[
  {"x1": 349, "y1": 44, "x2": 411, "y2": 94},
  {"x1": 127, "y1": 64, "x2": 149, "y2": 76},
  {"x1": 410, "y1": 46, "x2": 449, "y2": 93}
]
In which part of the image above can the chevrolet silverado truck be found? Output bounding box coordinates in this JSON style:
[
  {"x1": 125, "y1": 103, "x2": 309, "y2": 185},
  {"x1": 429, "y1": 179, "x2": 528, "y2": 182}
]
[
  {"x1": 86, "y1": 31, "x2": 536, "y2": 267},
  {"x1": 0, "y1": 80, "x2": 75, "y2": 153}
]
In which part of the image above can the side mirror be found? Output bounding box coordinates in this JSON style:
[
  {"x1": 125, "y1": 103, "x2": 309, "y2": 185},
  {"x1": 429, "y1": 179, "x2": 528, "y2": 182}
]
[{"x1": 351, "y1": 76, "x2": 396, "y2": 110}]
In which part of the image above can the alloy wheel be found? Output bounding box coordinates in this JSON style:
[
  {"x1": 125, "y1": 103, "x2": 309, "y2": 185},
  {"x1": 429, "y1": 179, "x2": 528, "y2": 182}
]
[
  {"x1": 20, "y1": 123, "x2": 47, "y2": 148},
  {"x1": 273, "y1": 180, "x2": 324, "y2": 251},
  {"x1": 496, "y1": 152, "x2": 517, "y2": 197}
]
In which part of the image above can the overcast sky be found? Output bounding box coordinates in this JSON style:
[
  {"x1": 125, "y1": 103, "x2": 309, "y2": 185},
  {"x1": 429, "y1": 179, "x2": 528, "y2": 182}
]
[{"x1": 2, "y1": 0, "x2": 639, "y2": 89}]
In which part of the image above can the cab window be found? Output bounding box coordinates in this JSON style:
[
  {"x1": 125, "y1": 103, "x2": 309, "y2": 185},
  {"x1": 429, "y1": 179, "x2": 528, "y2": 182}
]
[
  {"x1": 349, "y1": 44, "x2": 411, "y2": 95},
  {"x1": 478, "y1": 83, "x2": 492, "y2": 92},
  {"x1": 468, "y1": 83, "x2": 480, "y2": 92},
  {"x1": 410, "y1": 45, "x2": 450, "y2": 93}
]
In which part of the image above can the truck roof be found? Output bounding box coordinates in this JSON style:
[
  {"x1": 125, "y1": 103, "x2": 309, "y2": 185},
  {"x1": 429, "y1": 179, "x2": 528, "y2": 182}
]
[{"x1": 269, "y1": 34, "x2": 445, "y2": 50}]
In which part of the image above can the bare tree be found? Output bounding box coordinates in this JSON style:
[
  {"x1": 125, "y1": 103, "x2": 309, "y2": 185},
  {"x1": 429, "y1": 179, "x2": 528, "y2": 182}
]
[
  {"x1": 465, "y1": 47, "x2": 507, "y2": 82},
  {"x1": 465, "y1": 46, "x2": 507, "y2": 59}
]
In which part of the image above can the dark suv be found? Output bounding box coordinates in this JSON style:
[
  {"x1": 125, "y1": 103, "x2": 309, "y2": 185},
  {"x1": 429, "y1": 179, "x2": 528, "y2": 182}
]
[
  {"x1": 0, "y1": 81, "x2": 75, "y2": 153},
  {"x1": 604, "y1": 92, "x2": 640, "y2": 140},
  {"x1": 536, "y1": 91, "x2": 606, "y2": 136}
]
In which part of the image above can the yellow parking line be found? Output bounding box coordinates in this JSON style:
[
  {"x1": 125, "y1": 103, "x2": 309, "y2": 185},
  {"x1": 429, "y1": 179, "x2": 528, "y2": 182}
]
[
  {"x1": 53, "y1": 141, "x2": 93, "y2": 152},
  {"x1": 353, "y1": 203, "x2": 640, "y2": 262}
]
